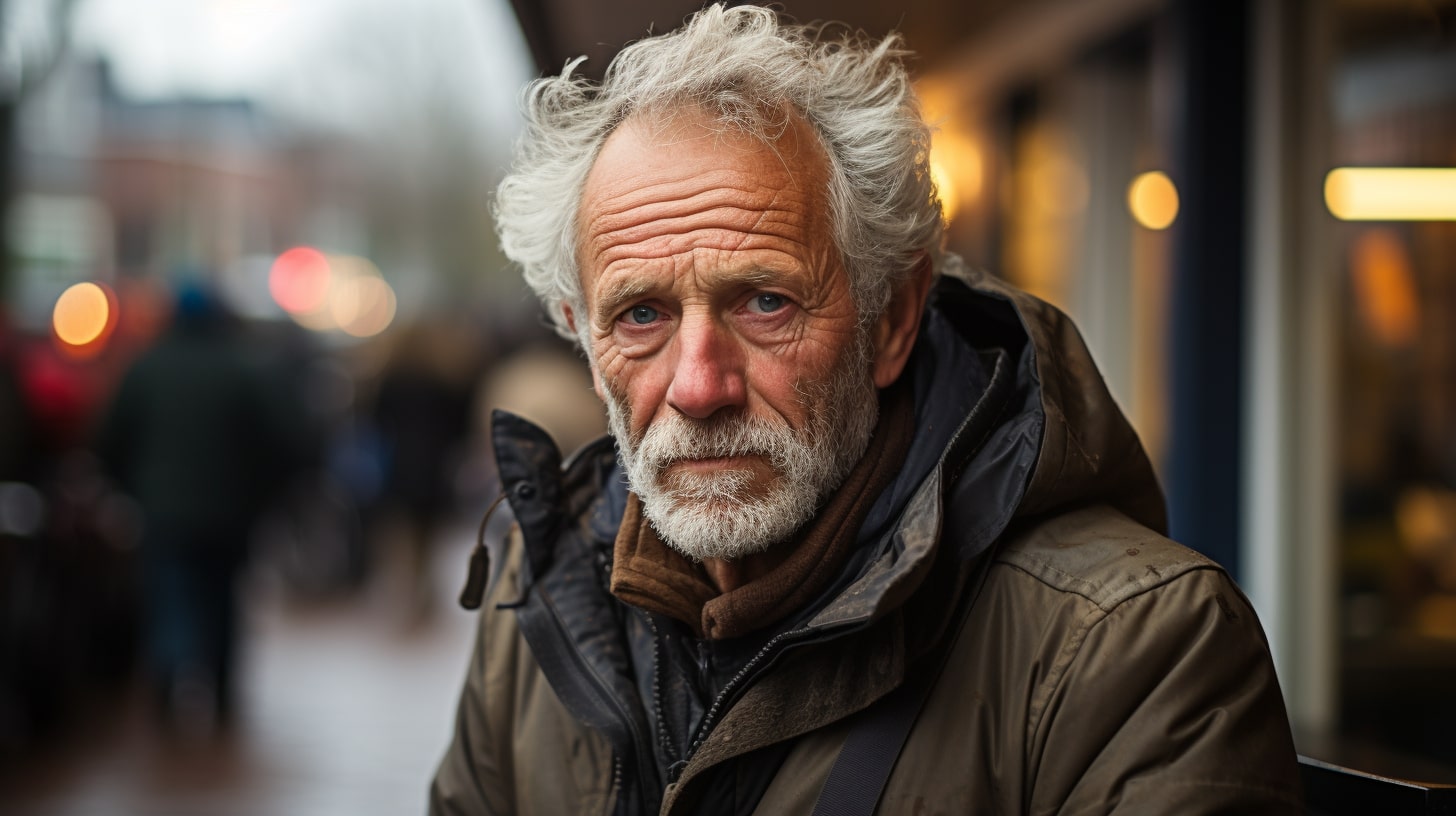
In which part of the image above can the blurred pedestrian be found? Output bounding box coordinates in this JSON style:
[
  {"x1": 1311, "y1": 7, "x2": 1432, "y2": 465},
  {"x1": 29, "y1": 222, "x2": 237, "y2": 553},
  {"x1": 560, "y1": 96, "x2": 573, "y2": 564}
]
[
  {"x1": 98, "y1": 281, "x2": 305, "y2": 730},
  {"x1": 371, "y1": 323, "x2": 477, "y2": 620}
]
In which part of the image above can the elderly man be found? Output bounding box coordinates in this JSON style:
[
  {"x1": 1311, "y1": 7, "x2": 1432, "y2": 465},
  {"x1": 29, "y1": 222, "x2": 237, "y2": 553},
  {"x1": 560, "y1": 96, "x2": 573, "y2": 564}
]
[{"x1": 431, "y1": 6, "x2": 1302, "y2": 814}]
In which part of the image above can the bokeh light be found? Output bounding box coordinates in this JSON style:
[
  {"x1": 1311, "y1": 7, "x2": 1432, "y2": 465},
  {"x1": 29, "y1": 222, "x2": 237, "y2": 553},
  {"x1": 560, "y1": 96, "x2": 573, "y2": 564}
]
[
  {"x1": 269, "y1": 247, "x2": 332, "y2": 314},
  {"x1": 1325, "y1": 167, "x2": 1456, "y2": 221},
  {"x1": 930, "y1": 134, "x2": 983, "y2": 224},
  {"x1": 334, "y1": 275, "x2": 397, "y2": 338},
  {"x1": 53, "y1": 282, "x2": 114, "y2": 347},
  {"x1": 276, "y1": 252, "x2": 398, "y2": 336},
  {"x1": 1350, "y1": 228, "x2": 1419, "y2": 348},
  {"x1": 931, "y1": 158, "x2": 958, "y2": 222},
  {"x1": 1128, "y1": 170, "x2": 1179, "y2": 230}
]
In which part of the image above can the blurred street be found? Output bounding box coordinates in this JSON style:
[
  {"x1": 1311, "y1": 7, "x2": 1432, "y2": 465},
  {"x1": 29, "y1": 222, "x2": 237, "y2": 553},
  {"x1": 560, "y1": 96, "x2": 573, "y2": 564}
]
[
  {"x1": 0, "y1": 0, "x2": 1452, "y2": 800},
  {"x1": 0, "y1": 531, "x2": 478, "y2": 816}
]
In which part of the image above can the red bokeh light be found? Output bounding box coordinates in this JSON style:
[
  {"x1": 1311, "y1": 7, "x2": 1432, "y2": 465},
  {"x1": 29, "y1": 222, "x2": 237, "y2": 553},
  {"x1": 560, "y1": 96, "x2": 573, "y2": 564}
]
[{"x1": 268, "y1": 247, "x2": 332, "y2": 314}]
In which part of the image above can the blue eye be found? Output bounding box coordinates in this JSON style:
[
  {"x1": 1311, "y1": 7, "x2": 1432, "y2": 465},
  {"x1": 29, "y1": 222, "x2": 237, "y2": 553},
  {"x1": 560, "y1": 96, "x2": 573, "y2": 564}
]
[
  {"x1": 748, "y1": 293, "x2": 786, "y2": 314},
  {"x1": 628, "y1": 305, "x2": 659, "y2": 324}
]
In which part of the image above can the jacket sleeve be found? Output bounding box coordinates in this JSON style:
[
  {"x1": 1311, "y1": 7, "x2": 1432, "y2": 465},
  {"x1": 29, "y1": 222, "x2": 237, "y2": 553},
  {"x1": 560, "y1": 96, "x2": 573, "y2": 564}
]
[
  {"x1": 1027, "y1": 567, "x2": 1303, "y2": 815},
  {"x1": 428, "y1": 551, "x2": 520, "y2": 815}
]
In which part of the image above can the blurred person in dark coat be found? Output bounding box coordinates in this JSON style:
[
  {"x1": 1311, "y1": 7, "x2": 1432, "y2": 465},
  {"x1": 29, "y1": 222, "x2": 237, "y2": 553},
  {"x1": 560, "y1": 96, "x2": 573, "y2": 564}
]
[
  {"x1": 372, "y1": 323, "x2": 478, "y2": 620},
  {"x1": 98, "y1": 282, "x2": 304, "y2": 728}
]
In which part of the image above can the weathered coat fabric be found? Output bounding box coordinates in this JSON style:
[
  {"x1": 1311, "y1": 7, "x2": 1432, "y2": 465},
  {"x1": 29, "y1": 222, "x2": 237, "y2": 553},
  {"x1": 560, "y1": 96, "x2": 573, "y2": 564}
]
[{"x1": 429, "y1": 269, "x2": 1303, "y2": 815}]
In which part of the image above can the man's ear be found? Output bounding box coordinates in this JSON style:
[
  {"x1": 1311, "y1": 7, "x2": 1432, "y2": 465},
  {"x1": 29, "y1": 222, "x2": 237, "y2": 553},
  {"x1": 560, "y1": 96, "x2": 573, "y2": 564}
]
[
  {"x1": 870, "y1": 254, "x2": 934, "y2": 388},
  {"x1": 563, "y1": 303, "x2": 608, "y2": 402}
]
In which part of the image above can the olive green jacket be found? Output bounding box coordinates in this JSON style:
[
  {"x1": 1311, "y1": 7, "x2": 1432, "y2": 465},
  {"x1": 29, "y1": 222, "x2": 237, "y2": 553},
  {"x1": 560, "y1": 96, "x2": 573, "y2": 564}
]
[{"x1": 430, "y1": 271, "x2": 1302, "y2": 815}]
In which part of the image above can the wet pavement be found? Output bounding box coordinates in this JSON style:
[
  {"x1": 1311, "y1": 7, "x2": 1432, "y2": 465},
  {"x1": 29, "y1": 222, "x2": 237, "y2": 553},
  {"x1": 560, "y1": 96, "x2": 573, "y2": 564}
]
[{"x1": 2, "y1": 535, "x2": 480, "y2": 816}]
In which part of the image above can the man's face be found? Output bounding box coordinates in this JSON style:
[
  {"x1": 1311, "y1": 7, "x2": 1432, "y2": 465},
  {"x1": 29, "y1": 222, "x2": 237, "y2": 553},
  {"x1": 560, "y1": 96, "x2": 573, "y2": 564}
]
[{"x1": 573, "y1": 110, "x2": 878, "y2": 560}]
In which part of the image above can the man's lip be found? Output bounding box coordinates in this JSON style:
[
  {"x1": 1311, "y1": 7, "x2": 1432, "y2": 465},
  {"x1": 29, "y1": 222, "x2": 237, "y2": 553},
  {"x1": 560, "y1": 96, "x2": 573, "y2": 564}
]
[{"x1": 666, "y1": 454, "x2": 762, "y2": 472}]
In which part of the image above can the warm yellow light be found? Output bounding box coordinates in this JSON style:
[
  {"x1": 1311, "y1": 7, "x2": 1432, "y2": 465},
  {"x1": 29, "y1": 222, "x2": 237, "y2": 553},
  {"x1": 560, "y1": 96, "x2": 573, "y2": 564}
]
[
  {"x1": 1128, "y1": 171, "x2": 1179, "y2": 230},
  {"x1": 931, "y1": 158, "x2": 958, "y2": 222},
  {"x1": 1325, "y1": 167, "x2": 1456, "y2": 221},
  {"x1": 53, "y1": 282, "x2": 112, "y2": 346},
  {"x1": 929, "y1": 132, "x2": 983, "y2": 224},
  {"x1": 1350, "y1": 228, "x2": 1419, "y2": 348}
]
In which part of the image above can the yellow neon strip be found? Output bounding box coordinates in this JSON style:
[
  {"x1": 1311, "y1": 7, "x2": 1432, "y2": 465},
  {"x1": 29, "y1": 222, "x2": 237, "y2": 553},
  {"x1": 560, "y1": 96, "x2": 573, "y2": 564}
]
[{"x1": 1324, "y1": 167, "x2": 1456, "y2": 221}]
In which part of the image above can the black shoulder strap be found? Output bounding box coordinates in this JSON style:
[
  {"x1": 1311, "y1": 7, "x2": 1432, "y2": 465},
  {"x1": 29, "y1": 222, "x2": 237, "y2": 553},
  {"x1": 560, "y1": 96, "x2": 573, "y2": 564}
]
[
  {"x1": 810, "y1": 545, "x2": 999, "y2": 816},
  {"x1": 809, "y1": 644, "x2": 942, "y2": 816}
]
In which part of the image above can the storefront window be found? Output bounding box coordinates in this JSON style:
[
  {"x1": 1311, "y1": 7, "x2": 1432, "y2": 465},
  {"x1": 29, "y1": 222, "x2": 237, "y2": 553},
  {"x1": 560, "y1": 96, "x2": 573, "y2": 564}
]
[{"x1": 1331, "y1": 0, "x2": 1456, "y2": 770}]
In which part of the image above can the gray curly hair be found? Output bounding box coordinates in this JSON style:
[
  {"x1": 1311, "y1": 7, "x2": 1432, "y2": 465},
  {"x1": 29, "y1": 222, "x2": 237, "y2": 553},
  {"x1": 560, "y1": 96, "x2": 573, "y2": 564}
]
[{"x1": 495, "y1": 4, "x2": 952, "y2": 342}]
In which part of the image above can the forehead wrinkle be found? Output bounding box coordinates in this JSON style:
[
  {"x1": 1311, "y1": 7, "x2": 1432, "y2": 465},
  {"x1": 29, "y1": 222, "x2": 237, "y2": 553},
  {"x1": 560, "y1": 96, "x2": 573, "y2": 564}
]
[
  {"x1": 584, "y1": 177, "x2": 810, "y2": 241},
  {"x1": 584, "y1": 179, "x2": 814, "y2": 272},
  {"x1": 582, "y1": 209, "x2": 812, "y2": 282},
  {"x1": 590, "y1": 212, "x2": 810, "y2": 268},
  {"x1": 737, "y1": 187, "x2": 785, "y2": 250},
  {"x1": 589, "y1": 174, "x2": 775, "y2": 219},
  {"x1": 578, "y1": 114, "x2": 830, "y2": 257}
]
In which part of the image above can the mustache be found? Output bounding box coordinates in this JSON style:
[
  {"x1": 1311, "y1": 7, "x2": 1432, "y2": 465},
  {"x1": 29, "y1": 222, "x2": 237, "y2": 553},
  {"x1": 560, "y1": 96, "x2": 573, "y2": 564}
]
[{"x1": 636, "y1": 411, "x2": 799, "y2": 470}]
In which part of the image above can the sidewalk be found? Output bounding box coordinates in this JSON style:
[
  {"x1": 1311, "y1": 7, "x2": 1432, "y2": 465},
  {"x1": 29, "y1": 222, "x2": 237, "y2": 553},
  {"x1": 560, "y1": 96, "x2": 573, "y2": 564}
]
[{"x1": 3, "y1": 534, "x2": 480, "y2": 816}]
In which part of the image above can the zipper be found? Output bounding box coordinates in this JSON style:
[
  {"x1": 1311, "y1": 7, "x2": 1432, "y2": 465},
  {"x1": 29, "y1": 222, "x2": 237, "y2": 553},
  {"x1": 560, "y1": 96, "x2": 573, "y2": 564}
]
[
  {"x1": 681, "y1": 623, "x2": 852, "y2": 761},
  {"x1": 609, "y1": 754, "x2": 624, "y2": 816},
  {"x1": 646, "y1": 615, "x2": 678, "y2": 761}
]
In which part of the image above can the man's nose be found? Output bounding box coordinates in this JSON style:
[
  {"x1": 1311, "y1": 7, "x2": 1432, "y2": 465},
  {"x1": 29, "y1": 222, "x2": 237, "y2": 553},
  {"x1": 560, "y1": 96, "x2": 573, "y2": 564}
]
[{"x1": 666, "y1": 314, "x2": 746, "y2": 419}]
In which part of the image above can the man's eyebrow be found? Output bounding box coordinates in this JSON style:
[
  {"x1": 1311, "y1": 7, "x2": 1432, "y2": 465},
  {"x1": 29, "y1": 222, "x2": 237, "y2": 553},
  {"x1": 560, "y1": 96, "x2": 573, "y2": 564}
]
[
  {"x1": 594, "y1": 279, "x2": 655, "y2": 324},
  {"x1": 724, "y1": 268, "x2": 780, "y2": 289}
]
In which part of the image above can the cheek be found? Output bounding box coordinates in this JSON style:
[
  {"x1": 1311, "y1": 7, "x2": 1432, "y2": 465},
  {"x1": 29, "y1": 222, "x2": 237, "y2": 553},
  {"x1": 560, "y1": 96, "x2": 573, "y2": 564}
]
[
  {"x1": 593, "y1": 340, "x2": 629, "y2": 390},
  {"x1": 594, "y1": 341, "x2": 671, "y2": 434},
  {"x1": 745, "y1": 354, "x2": 818, "y2": 427}
]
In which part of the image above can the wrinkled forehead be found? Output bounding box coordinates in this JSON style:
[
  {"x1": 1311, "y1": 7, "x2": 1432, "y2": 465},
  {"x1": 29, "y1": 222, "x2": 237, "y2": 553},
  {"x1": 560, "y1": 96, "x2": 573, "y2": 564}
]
[{"x1": 579, "y1": 104, "x2": 833, "y2": 221}]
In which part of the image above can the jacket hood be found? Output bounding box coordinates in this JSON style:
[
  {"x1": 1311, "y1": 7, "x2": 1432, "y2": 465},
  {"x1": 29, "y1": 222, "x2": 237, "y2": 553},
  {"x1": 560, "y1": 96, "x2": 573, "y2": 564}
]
[{"x1": 947, "y1": 268, "x2": 1167, "y2": 534}]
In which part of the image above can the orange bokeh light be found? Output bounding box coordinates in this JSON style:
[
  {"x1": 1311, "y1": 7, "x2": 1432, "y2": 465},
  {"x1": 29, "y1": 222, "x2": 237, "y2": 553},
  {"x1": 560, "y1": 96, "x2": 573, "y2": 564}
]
[
  {"x1": 1350, "y1": 228, "x2": 1419, "y2": 348},
  {"x1": 269, "y1": 247, "x2": 332, "y2": 314},
  {"x1": 53, "y1": 282, "x2": 115, "y2": 350},
  {"x1": 1128, "y1": 171, "x2": 1180, "y2": 230}
]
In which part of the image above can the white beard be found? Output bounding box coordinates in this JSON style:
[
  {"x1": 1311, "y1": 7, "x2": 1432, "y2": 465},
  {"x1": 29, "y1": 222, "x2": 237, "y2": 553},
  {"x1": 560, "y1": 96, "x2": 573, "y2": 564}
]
[{"x1": 605, "y1": 333, "x2": 879, "y2": 562}]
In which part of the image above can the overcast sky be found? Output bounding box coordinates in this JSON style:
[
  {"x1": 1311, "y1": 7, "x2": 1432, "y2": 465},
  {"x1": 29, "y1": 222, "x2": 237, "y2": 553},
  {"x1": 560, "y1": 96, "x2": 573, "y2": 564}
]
[{"x1": 69, "y1": 0, "x2": 534, "y2": 142}]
